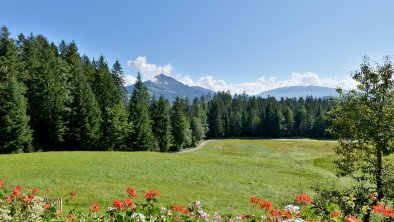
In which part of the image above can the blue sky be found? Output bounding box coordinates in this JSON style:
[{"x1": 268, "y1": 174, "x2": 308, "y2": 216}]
[{"x1": 2, "y1": 0, "x2": 394, "y2": 94}]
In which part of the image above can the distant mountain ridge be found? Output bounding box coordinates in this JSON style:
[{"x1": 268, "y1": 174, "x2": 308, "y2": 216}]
[
  {"x1": 257, "y1": 85, "x2": 342, "y2": 99},
  {"x1": 126, "y1": 74, "x2": 214, "y2": 102}
]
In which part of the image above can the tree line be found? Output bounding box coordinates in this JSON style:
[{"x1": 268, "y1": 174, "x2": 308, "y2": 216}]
[
  {"x1": 0, "y1": 26, "x2": 332, "y2": 154},
  {"x1": 206, "y1": 91, "x2": 331, "y2": 139}
]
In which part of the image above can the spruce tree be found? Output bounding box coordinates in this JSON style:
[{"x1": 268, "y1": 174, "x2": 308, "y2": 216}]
[
  {"x1": 128, "y1": 73, "x2": 155, "y2": 150},
  {"x1": 92, "y1": 55, "x2": 120, "y2": 149},
  {"x1": 93, "y1": 55, "x2": 118, "y2": 109},
  {"x1": 151, "y1": 96, "x2": 172, "y2": 152},
  {"x1": 111, "y1": 60, "x2": 127, "y2": 104},
  {"x1": 105, "y1": 102, "x2": 132, "y2": 151},
  {"x1": 0, "y1": 26, "x2": 21, "y2": 81},
  {"x1": 208, "y1": 99, "x2": 224, "y2": 138},
  {"x1": 190, "y1": 97, "x2": 208, "y2": 145},
  {"x1": 63, "y1": 42, "x2": 102, "y2": 150},
  {"x1": 0, "y1": 76, "x2": 32, "y2": 153},
  {"x1": 283, "y1": 107, "x2": 294, "y2": 136},
  {"x1": 20, "y1": 35, "x2": 68, "y2": 150},
  {"x1": 171, "y1": 97, "x2": 192, "y2": 151}
]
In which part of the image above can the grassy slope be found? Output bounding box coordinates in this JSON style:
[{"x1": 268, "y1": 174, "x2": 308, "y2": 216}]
[{"x1": 0, "y1": 139, "x2": 346, "y2": 214}]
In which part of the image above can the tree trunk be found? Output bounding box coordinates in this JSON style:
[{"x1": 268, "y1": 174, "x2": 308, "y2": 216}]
[
  {"x1": 364, "y1": 145, "x2": 384, "y2": 222},
  {"x1": 376, "y1": 145, "x2": 384, "y2": 201}
]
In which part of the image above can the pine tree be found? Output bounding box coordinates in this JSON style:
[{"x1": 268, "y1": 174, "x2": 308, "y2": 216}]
[
  {"x1": 0, "y1": 76, "x2": 32, "y2": 153},
  {"x1": 111, "y1": 60, "x2": 127, "y2": 104},
  {"x1": 229, "y1": 95, "x2": 244, "y2": 137},
  {"x1": 283, "y1": 107, "x2": 294, "y2": 136},
  {"x1": 151, "y1": 96, "x2": 172, "y2": 152},
  {"x1": 208, "y1": 99, "x2": 224, "y2": 138},
  {"x1": 20, "y1": 35, "x2": 68, "y2": 150},
  {"x1": 105, "y1": 102, "x2": 132, "y2": 151},
  {"x1": 0, "y1": 26, "x2": 21, "y2": 81},
  {"x1": 92, "y1": 55, "x2": 120, "y2": 149},
  {"x1": 63, "y1": 42, "x2": 102, "y2": 150},
  {"x1": 190, "y1": 97, "x2": 208, "y2": 145},
  {"x1": 294, "y1": 106, "x2": 313, "y2": 137},
  {"x1": 171, "y1": 97, "x2": 192, "y2": 151},
  {"x1": 128, "y1": 73, "x2": 155, "y2": 150},
  {"x1": 93, "y1": 55, "x2": 118, "y2": 109}
]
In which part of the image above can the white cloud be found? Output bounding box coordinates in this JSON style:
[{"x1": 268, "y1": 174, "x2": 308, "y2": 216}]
[
  {"x1": 127, "y1": 56, "x2": 173, "y2": 81},
  {"x1": 178, "y1": 72, "x2": 357, "y2": 95},
  {"x1": 124, "y1": 75, "x2": 137, "y2": 86}
]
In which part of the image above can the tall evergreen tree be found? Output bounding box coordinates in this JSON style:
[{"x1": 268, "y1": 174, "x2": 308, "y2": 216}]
[
  {"x1": 0, "y1": 76, "x2": 32, "y2": 153},
  {"x1": 0, "y1": 26, "x2": 32, "y2": 153},
  {"x1": 91, "y1": 55, "x2": 120, "y2": 149},
  {"x1": 190, "y1": 97, "x2": 208, "y2": 145},
  {"x1": 283, "y1": 107, "x2": 294, "y2": 136},
  {"x1": 151, "y1": 96, "x2": 172, "y2": 152},
  {"x1": 171, "y1": 97, "x2": 192, "y2": 151},
  {"x1": 93, "y1": 55, "x2": 118, "y2": 109},
  {"x1": 0, "y1": 26, "x2": 20, "y2": 81},
  {"x1": 111, "y1": 60, "x2": 127, "y2": 104},
  {"x1": 20, "y1": 35, "x2": 68, "y2": 150},
  {"x1": 294, "y1": 106, "x2": 313, "y2": 137},
  {"x1": 128, "y1": 73, "x2": 155, "y2": 150},
  {"x1": 105, "y1": 102, "x2": 132, "y2": 151},
  {"x1": 63, "y1": 42, "x2": 102, "y2": 150},
  {"x1": 208, "y1": 99, "x2": 224, "y2": 138}
]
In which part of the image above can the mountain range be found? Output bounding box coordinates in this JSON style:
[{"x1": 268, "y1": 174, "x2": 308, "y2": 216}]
[
  {"x1": 126, "y1": 75, "x2": 342, "y2": 101},
  {"x1": 126, "y1": 74, "x2": 214, "y2": 102},
  {"x1": 257, "y1": 85, "x2": 342, "y2": 99}
]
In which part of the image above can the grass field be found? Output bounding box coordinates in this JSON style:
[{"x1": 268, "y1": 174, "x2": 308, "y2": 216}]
[{"x1": 0, "y1": 139, "x2": 348, "y2": 214}]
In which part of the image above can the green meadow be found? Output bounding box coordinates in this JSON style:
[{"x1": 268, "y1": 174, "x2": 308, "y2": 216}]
[{"x1": 0, "y1": 139, "x2": 348, "y2": 214}]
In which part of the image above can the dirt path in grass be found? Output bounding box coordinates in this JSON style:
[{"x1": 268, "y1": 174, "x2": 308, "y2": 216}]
[{"x1": 176, "y1": 140, "x2": 212, "y2": 154}]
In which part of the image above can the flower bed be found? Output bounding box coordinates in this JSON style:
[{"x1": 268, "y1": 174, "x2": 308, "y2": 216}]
[{"x1": 0, "y1": 179, "x2": 393, "y2": 221}]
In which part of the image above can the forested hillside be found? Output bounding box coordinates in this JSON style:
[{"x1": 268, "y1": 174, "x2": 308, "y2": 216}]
[{"x1": 0, "y1": 26, "x2": 332, "y2": 153}]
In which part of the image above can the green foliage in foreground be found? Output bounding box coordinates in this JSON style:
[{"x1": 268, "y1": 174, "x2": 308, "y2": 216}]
[{"x1": 0, "y1": 139, "x2": 348, "y2": 215}]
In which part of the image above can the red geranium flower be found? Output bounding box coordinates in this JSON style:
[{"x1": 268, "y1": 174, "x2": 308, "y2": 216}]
[
  {"x1": 124, "y1": 199, "x2": 135, "y2": 209},
  {"x1": 23, "y1": 195, "x2": 35, "y2": 204},
  {"x1": 6, "y1": 195, "x2": 12, "y2": 202},
  {"x1": 16, "y1": 185, "x2": 23, "y2": 191},
  {"x1": 372, "y1": 204, "x2": 394, "y2": 218},
  {"x1": 0, "y1": 180, "x2": 4, "y2": 188},
  {"x1": 126, "y1": 186, "x2": 137, "y2": 199},
  {"x1": 270, "y1": 209, "x2": 278, "y2": 216},
  {"x1": 90, "y1": 202, "x2": 99, "y2": 213},
  {"x1": 172, "y1": 203, "x2": 190, "y2": 215},
  {"x1": 112, "y1": 200, "x2": 125, "y2": 210},
  {"x1": 12, "y1": 188, "x2": 20, "y2": 197},
  {"x1": 295, "y1": 193, "x2": 312, "y2": 204},
  {"x1": 259, "y1": 200, "x2": 272, "y2": 210},
  {"x1": 44, "y1": 204, "x2": 50, "y2": 209},
  {"x1": 284, "y1": 210, "x2": 292, "y2": 219},
  {"x1": 250, "y1": 196, "x2": 260, "y2": 205},
  {"x1": 144, "y1": 189, "x2": 159, "y2": 201},
  {"x1": 31, "y1": 188, "x2": 40, "y2": 195},
  {"x1": 69, "y1": 192, "x2": 77, "y2": 199}
]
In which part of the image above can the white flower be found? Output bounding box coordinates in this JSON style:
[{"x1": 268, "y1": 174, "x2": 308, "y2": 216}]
[
  {"x1": 281, "y1": 219, "x2": 305, "y2": 222},
  {"x1": 284, "y1": 204, "x2": 300, "y2": 214},
  {"x1": 131, "y1": 213, "x2": 146, "y2": 222}
]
